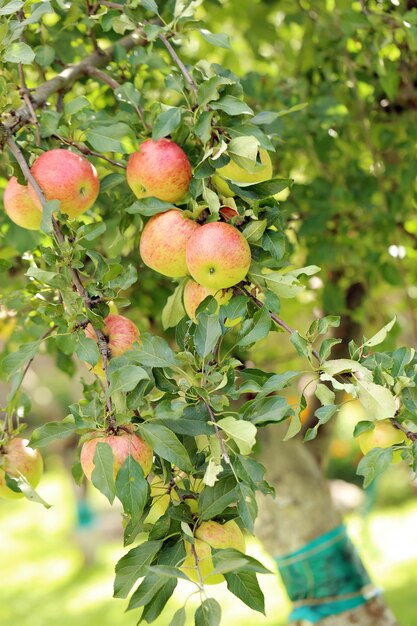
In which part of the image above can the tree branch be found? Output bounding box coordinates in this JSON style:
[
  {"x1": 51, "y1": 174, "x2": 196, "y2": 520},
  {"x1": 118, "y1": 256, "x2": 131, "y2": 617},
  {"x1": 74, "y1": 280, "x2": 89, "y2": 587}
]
[
  {"x1": 0, "y1": 27, "x2": 148, "y2": 145},
  {"x1": 52, "y1": 134, "x2": 126, "y2": 169},
  {"x1": 84, "y1": 66, "x2": 120, "y2": 90},
  {"x1": 159, "y1": 34, "x2": 198, "y2": 97}
]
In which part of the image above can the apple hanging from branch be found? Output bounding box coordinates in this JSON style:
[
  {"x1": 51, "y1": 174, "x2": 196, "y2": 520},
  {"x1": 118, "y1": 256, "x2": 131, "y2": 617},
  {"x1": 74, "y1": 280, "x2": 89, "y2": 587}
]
[
  {"x1": 84, "y1": 314, "x2": 140, "y2": 377},
  {"x1": 3, "y1": 177, "x2": 42, "y2": 230},
  {"x1": 0, "y1": 438, "x2": 43, "y2": 500}
]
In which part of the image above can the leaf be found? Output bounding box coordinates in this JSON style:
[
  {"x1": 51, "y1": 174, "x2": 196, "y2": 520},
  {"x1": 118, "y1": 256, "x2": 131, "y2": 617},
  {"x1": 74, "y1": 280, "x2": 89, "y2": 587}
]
[
  {"x1": 237, "y1": 306, "x2": 270, "y2": 347},
  {"x1": 115, "y1": 455, "x2": 149, "y2": 522},
  {"x1": 224, "y1": 571, "x2": 265, "y2": 614},
  {"x1": 321, "y1": 359, "x2": 371, "y2": 378},
  {"x1": 356, "y1": 379, "x2": 396, "y2": 420},
  {"x1": 170, "y1": 607, "x2": 186, "y2": 626},
  {"x1": 106, "y1": 365, "x2": 149, "y2": 396},
  {"x1": 40, "y1": 199, "x2": 60, "y2": 235},
  {"x1": 217, "y1": 416, "x2": 257, "y2": 455},
  {"x1": 127, "y1": 575, "x2": 166, "y2": 611},
  {"x1": 315, "y1": 383, "x2": 335, "y2": 406},
  {"x1": 133, "y1": 335, "x2": 179, "y2": 368},
  {"x1": 353, "y1": 420, "x2": 375, "y2": 438},
  {"x1": 152, "y1": 107, "x2": 182, "y2": 141},
  {"x1": 35, "y1": 44, "x2": 55, "y2": 67},
  {"x1": 211, "y1": 96, "x2": 253, "y2": 116},
  {"x1": 362, "y1": 317, "x2": 396, "y2": 348},
  {"x1": 195, "y1": 598, "x2": 221, "y2": 626},
  {"x1": 2, "y1": 341, "x2": 39, "y2": 380},
  {"x1": 91, "y1": 442, "x2": 116, "y2": 504},
  {"x1": 162, "y1": 282, "x2": 186, "y2": 330},
  {"x1": 126, "y1": 198, "x2": 173, "y2": 216},
  {"x1": 211, "y1": 549, "x2": 271, "y2": 575},
  {"x1": 29, "y1": 422, "x2": 79, "y2": 448},
  {"x1": 137, "y1": 423, "x2": 192, "y2": 471},
  {"x1": 237, "y1": 482, "x2": 257, "y2": 532},
  {"x1": 140, "y1": 579, "x2": 177, "y2": 622},
  {"x1": 203, "y1": 187, "x2": 220, "y2": 216},
  {"x1": 64, "y1": 96, "x2": 90, "y2": 115},
  {"x1": 0, "y1": 0, "x2": 23, "y2": 15},
  {"x1": 203, "y1": 457, "x2": 223, "y2": 486},
  {"x1": 74, "y1": 331, "x2": 100, "y2": 367},
  {"x1": 195, "y1": 313, "x2": 222, "y2": 358},
  {"x1": 199, "y1": 29, "x2": 230, "y2": 49},
  {"x1": 85, "y1": 123, "x2": 131, "y2": 152},
  {"x1": 198, "y1": 476, "x2": 237, "y2": 520},
  {"x1": 357, "y1": 448, "x2": 393, "y2": 488},
  {"x1": 4, "y1": 42, "x2": 35, "y2": 64},
  {"x1": 290, "y1": 331, "x2": 312, "y2": 361},
  {"x1": 319, "y1": 338, "x2": 342, "y2": 362},
  {"x1": 262, "y1": 230, "x2": 286, "y2": 260},
  {"x1": 9, "y1": 475, "x2": 51, "y2": 508},
  {"x1": 114, "y1": 540, "x2": 163, "y2": 598},
  {"x1": 228, "y1": 177, "x2": 292, "y2": 200},
  {"x1": 250, "y1": 103, "x2": 308, "y2": 124},
  {"x1": 141, "y1": 0, "x2": 159, "y2": 13},
  {"x1": 243, "y1": 395, "x2": 293, "y2": 426},
  {"x1": 115, "y1": 82, "x2": 141, "y2": 108}
]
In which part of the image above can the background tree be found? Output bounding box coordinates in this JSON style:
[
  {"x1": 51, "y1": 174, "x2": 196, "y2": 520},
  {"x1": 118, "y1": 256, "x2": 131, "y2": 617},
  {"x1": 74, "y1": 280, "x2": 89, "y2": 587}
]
[{"x1": 1, "y1": 1, "x2": 417, "y2": 625}]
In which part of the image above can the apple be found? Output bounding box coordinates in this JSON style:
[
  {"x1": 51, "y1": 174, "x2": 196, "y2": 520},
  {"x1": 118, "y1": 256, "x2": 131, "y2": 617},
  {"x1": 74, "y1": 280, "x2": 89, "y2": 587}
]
[
  {"x1": 29, "y1": 149, "x2": 99, "y2": 218},
  {"x1": 183, "y1": 279, "x2": 232, "y2": 322},
  {"x1": 357, "y1": 420, "x2": 405, "y2": 456},
  {"x1": 140, "y1": 209, "x2": 200, "y2": 278},
  {"x1": 186, "y1": 222, "x2": 251, "y2": 290},
  {"x1": 181, "y1": 520, "x2": 245, "y2": 585},
  {"x1": 80, "y1": 429, "x2": 153, "y2": 481},
  {"x1": 85, "y1": 314, "x2": 140, "y2": 377},
  {"x1": 0, "y1": 438, "x2": 43, "y2": 500},
  {"x1": 127, "y1": 139, "x2": 192, "y2": 203},
  {"x1": 3, "y1": 177, "x2": 42, "y2": 230},
  {"x1": 212, "y1": 148, "x2": 273, "y2": 197}
]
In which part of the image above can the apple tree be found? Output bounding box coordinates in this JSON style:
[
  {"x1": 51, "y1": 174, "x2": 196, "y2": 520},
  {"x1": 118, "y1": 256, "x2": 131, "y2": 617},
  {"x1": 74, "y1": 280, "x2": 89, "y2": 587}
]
[{"x1": 1, "y1": 1, "x2": 416, "y2": 625}]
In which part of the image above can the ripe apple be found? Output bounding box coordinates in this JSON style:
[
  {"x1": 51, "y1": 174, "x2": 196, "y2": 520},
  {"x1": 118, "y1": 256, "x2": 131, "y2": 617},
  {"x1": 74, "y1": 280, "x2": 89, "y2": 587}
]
[
  {"x1": 29, "y1": 149, "x2": 99, "y2": 218},
  {"x1": 357, "y1": 420, "x2": 405, "y2": 456},
  {"x1": 181, "y1": 520, "x2": 245, "y2": 585},
  {"x1": 183, "y1": 279, "x2": 232, "y2": 322},
  {"x1": 0, "y1": 438, "x2": 43, "y2": 500},
  {"x1": 80, "y1": 429, "x2": 153, "y2": 481},
  {"x1": 212, "y1": 149, "x2": 273, "y2": 197},
  {"x1": 127, "y1": 139, "x2": 192, "y2": 203},
  {"x1": 3, "y1": 177, "x2": 42, "y2": 230},
  {"x1": 186, "y1": 222, "x2": 251, "y2": 290},
  {"x1": 85, "y1": 314, "x2": 140, "y2": 377},
  {"x1": 140, "y1": 209, "x2": 200, "y2": 278}
]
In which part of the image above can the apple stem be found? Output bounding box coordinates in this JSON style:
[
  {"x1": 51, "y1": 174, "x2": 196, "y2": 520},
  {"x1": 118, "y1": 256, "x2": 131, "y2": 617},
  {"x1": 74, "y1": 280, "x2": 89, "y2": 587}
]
[
  {"x1": 190, "y1": 543, "x2": 205, "y2": 590},
  {"x1": 159, "y1": 34, "x2": 198, "y2": 98},
  {"x1": 6, "y1": 135, "x2": 115, "y2": 427},
  {"x1": 204, "y1": 401, "x2": 231, "y2": 464}
]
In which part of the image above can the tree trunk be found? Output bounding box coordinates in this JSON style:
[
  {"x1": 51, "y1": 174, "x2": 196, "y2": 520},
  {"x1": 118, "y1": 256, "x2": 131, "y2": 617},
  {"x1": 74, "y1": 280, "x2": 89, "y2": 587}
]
[{"x1": 255, "y1": 431, "x2": 398, "y2": 626}]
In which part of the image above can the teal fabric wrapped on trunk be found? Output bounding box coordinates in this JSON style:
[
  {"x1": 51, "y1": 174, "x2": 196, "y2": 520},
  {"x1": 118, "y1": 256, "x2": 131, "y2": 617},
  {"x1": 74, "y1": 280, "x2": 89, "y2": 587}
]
[{"x1": 275, "y1": 524, "x2": 380, "y2": 623}]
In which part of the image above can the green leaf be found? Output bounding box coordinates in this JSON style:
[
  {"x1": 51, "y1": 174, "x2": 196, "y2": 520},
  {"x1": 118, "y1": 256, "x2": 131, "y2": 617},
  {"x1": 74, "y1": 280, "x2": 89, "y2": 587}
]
[
  {"x1": 356, "y1": 379, "x2": 396, "y2": 420},
  {"x1": 197, "y1": 76, "x2": 234, "y2": 107},
  {"x1": 211, "y1": 549, "x2": 271, "y2": 575},
  {"x1": 242, "y1": 219, "x2": 267, "y2": 243},
  {"x1": 315, "y1": 383, "x2": 335, "y2": 406},
  {"x1": 106, "y1": 365, "x2": 149, "y2": 396},
  {"x1": 152, "y1": 107, "x2": 182, "y2": 141},
  {"x1": 41, "y1": 200, "x2": 60, "y2": 235},
  {"x1": 162, "y1": 282, "x2": 186, "y2": 330},
  {"x1": 237, "y1": 306, "x2": 270, "y2": 347},
  {"x1": 0, "y1": 0, "x2": 23, "y2": 15},
  {"x1": 126, "y1": 198, "x2": 173, "y2": 216},
  {"x1": 64, "y1": 96, "x2": 90, "y2": 115},
  {"x1": 85, "y1": 123, "x2": 131, "y2": 152},
  {"x1": 74, "y1": 331, "x2": 100, "y2": 367},
  {"x1": 133, "y1": 335, "x2": 179, "y2": 368},
  {"x1": 262, "y1": 230, "x2": 286, "y2": 260},
  {"x1": 2, "y1": 341, "x2": 39, "y2": 380},
  {"x1": 211, "y1": 96, "x2": 253, "y2": 116},
  {"x1": 91, "y1": 442, "x2": 116, "y2": 504},
  {"x1": 137, "y1": 423, "x2": 192, "y2": 471},
  {"x1": 217, "y1": 416, "x2": 257, "y2": 455},
  {"x1": 29, "y1": 422, "x2": 79, "y2": 448},
  {"x1": 114, "y1": 540, "x2": 163, "y2": 598},
  {"x1": 8, "y1": 475, "x2": 51, "y2": 508},
  {"x1": 140, "y1": 579, "x2": 177, "y2": 622},
  {"x1": 127, "y1": 574, "x2": 166, "y2": 611},
  {"x1": 357, "y1": 448, "x2": 393, "y2": 488},
  {"x1": 115, "y1": 82, "x2": 141, "y2": 108},
  {"x1": 195, "y1": 598, "x2": 221, "y2": 626},
  {"x1": 141, "y1": 0, "x2": 159, "y2": 13},
  {"x1": 4, "y1": 42, "x2": 35, "y2": 64},
  {"x1": 40, "y1": 110, "x2": 61, "y2": 138},
  {"x1": 224, "y1": 571, "x2": 265, "y2": 614},
  {"x1": 353, "y1": 420, "x2": 375, "y2": 438},
  {"x1": 243, "y1": 395, "x2": 293, "y2": 426},
  {"x1": 237, "y1": 482, "x2": 257, "y2": 532},
  {"x1": 362, "y1": 317, "x2": 396, "y2": 348},
  {"x1": 199, "y1": 29, "x2": 230, "y2": 49},
  {"x1": 319, "y1": 338, "x2": 342, "y2": 361},
  {"x1": 195, "y1": 313, "x2": 222, "y2": 358},
  {"x1": 228, "y1": 177, "x2": 292, "y2": 200},
  {"x1": 290, "y1": 331, "x2": 312, "y2": 361},
  {"x1": 321, "y1": 358, "x2": 370, "y2": 378},
  {"x1": 34, "y1": 44, "x2": 55, "y2": 67},
  {"x1": 170, "y1": 607, "x2": 186, "y2": 626},
  {"x1": 198, "y1": 476, "x2": 237, "y2": 520},
  {"x1": 115, "y1": 455, "x2": 149, "y2": 522}
]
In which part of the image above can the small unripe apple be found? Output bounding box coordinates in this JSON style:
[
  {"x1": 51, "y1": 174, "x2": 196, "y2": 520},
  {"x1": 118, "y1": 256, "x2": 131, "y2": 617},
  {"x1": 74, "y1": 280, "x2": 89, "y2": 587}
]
[
  {"x1": 85, "y1": 314, "x2": 140, "y2": 377},
  {"x1": 29, "y1": 149, "x2": 99, "y2": 218},
  {"x1": 0, "y1": 438, "x2": 43, "y2": 500},
  {"x1": 186, "y1": 222, "x2": 251, "y2": 290},
  {"x1": 80, "y1": 429, "x2": 153, "y2": 481},
  {"x1": 357, "y1": 420, "x2": 405, "y2": 456},
  {"x1": 127, "y1": 139, "x2": 192, "y2": 203},
  {"x1": 183, "y1": 280, "x2": 232, "y2": 322},
  {"x1": 212, "y1": 149, "x2": 273, "y2": 197},
  {"x1": 181, "y1": 519, "x2": 245, "y2": 585},
  {"x1": 140, "y1": 209, "x2": 200, "y2": 278},
  {"x1": 3, "y1": 177, "x2": 42, "y2": 230}
]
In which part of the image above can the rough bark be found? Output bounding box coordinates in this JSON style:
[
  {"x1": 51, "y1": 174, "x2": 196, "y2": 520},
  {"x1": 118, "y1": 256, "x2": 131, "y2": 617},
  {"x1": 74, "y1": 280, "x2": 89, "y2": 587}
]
[{"x1": 255, "y1": 431, "x2": 398, "y2": 625}]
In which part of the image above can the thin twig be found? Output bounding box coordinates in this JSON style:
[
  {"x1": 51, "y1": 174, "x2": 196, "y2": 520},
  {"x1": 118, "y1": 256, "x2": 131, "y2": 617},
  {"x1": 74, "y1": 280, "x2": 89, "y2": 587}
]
[
  {"x1": 52, "y1": 134, "x2": 126, "y2": 168},
  {"x1": 85, "y1": 66, "x2": 120, "y2": 89},
  {"x1": 18, "y1": 64, "x2": 41, "y2": 146},
  {"x1": 203, "y1": 400, "x2": 230, "y2": 464},
  {"x1": 190, "y1": 543, "x2": 205, "y2": 589},
  {"x1": 391, "y1": 418, "x2": 417, "y2": 442},
  {"x1": 159, "y1": 34, "x2": 198, "y2": 97}
]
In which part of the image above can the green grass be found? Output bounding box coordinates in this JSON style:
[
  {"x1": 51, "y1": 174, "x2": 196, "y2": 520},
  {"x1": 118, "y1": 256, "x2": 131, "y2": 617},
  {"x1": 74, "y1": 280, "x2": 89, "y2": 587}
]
[{"x1": 1, "y1": 462, "x2": 416, "y2": 626}]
